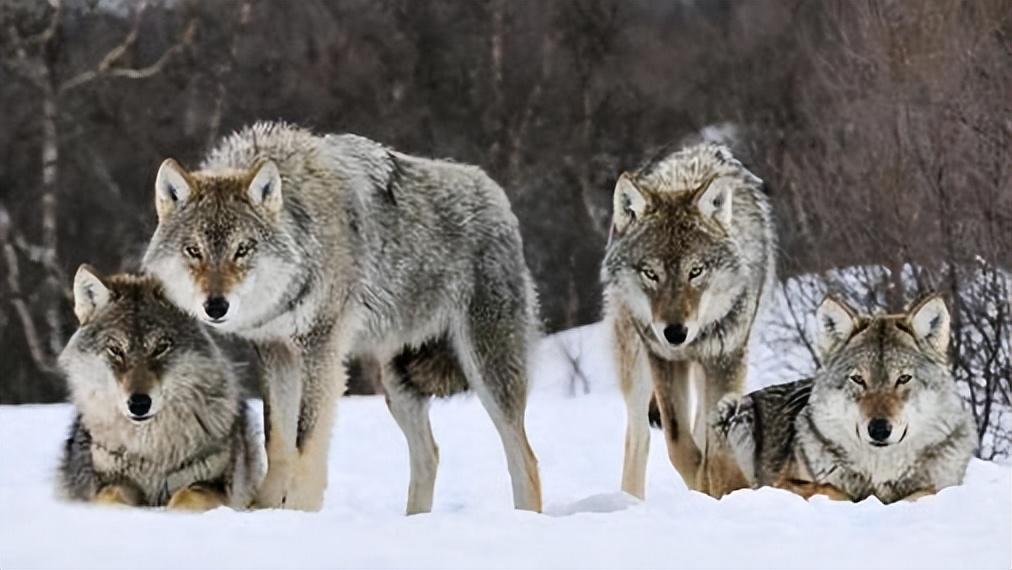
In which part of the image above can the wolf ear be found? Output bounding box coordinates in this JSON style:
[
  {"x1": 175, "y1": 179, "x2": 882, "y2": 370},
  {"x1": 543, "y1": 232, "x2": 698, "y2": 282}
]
[
  {"x1": 815, "y1": 295, "x2": 858, "y2": 359},
  {"x1": 73, "y1": 264, "x2": 110, "y2": 324},
  {"x1": 247, "y1": 160, "x2": 283, "y2": 214},
  {"x1": 908, "y1": 294, "x2": 950, "y2": 355},
  {"x1": 155, "y1": 159, "x2": 192, "y2": 221},
  {"x1": 612, "y1": 173, "x2": 648, "y2": 235},
  {"x1": 694, "y1": 176, "x2": 734, "y2": 226}
]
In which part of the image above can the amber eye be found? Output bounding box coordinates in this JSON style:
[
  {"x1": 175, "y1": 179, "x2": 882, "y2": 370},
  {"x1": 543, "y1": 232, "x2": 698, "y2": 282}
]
[
  {"x1": 896, "y1": 374, "x2": 912, "y2": 386},
  {"x1": 234, "y1": 240, "x2": 256, "y2": 261},
  {"x1": 184, "y1": 245, "x2": 202, "y2": 260},
  {"x1": 639, "y1": 267, "x2": 659, "y2": 282},
  {"x1": 151, "y1": 338, "x2": 173, "y2": 358},
  {"x1": 849, "y1": 374, "x2": 866, "y2": 387},
  {"x1": 688, "y1": 265, "x2": 705, "y2": 279},
  {"x1": 105, "y1": 345, "x2": 125, "y2": 361}
]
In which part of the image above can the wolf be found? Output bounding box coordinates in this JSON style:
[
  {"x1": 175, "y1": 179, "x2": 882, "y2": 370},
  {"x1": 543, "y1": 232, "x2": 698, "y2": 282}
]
[
  {"x1": 142, "y1": 121, "x2": 542, "y2": 513},
  {"x1": 602, "y1": 142, "x2": 776, "y2": 499},
  {"x1": 58, "y1": 266, "x2": 263, "y2": 510},
  {"x1": 713, "y1": 294, "x2": 977, "y2": 503}
]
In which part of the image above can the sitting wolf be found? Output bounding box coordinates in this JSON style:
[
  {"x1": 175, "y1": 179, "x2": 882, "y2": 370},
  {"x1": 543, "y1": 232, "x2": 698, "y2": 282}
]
[
  {"x1": 142, "y1": 122, "x2": 542, "y2": 513},
  {"x1": 713, "y1": 294, "x2": 976, "y2": 503},
  {"x1": 58, "y1": 266, "x2": 262, "y2": 510}
]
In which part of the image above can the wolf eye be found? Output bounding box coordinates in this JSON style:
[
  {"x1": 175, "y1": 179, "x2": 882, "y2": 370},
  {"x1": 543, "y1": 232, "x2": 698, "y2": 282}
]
[
  {"x1": 639, "y1": 267, "x2": 659, "y2": 282},
  {"x1": 848, "y1": 374, "x2": 866, "y2": 387},
  {"x1": 896, "y1": 374, "x2": 912, "y2": 386},
  {"x1": 688, "y1": 265, "x2": 705, "y2": 279},
  {"x1": 234, "y1": 240, "x2": 256, "y2": 261},
  {"x1": 151, "y1": 338, "x2": 173, "y2": 358},
  {"x1": 183, "y1": 245, "x2": 202, "y2": 260},
  {"x1": 105, "y1": 345, "x2": 125, "y2": 361}
]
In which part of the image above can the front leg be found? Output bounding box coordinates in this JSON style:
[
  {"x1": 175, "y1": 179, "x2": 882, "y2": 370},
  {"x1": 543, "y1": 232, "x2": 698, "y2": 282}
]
[
  {"x1": 697, "y1": 354, "x2": 749, "y2": 497},
  {"x1": 711, "y1": 393, "x2": 759, "y2": 486},
  {"x1": 650, "y1": 356, "x2": 702, "y2": 490},
  {"x1": 283, "y1": 330, "x2": 349, "y2": 511},
  {"x1": 616, "y1": 316, "x2": 652, "y2": 499},
  {"x1": 253, "y1": 341, "x2": 303, "y2": 509}
]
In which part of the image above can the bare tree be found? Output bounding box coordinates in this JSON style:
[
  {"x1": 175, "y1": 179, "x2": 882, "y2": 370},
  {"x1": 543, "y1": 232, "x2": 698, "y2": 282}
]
[{"x1": 1, "y1": 0, "x2": 193, "y2": 377}]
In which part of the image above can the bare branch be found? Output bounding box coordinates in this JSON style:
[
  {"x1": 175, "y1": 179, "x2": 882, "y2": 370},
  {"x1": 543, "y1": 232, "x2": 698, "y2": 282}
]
[
  {"x1": 0, "y1": 203, "x2": 58, "y2": 374},
  {"x1": 59, "y1": 8, "x2": 195, "y2": 93}
]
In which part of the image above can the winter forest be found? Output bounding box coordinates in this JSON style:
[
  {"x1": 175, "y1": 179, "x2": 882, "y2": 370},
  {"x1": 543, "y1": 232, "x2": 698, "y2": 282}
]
[{"x1": 3, "y1": 0, "x2": 1008, "y2": 456}]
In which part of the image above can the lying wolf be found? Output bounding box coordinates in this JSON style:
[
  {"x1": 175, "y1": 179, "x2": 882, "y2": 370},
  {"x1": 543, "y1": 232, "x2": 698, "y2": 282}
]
[
  {"x1": 59, "y1": 266, "x2": 262, "y2": 510},
  {"x1": 713, "y1": 294, "x2": 976, "y2": 503}
]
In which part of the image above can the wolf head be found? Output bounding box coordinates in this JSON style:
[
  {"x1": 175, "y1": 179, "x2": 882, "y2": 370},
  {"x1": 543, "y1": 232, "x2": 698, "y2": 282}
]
[
  {"x1": 602, "y1": 143, "x2": 762, "y2": 351},
  {"x1": 810, "y1": 293, "x2": 956, "y2": 450},
  {"x1": 142, "y1": 158, "x2": 303, "y2": 331},
  {"x1": 59, "y1": 266, "x2": 227, "y2": 425}
]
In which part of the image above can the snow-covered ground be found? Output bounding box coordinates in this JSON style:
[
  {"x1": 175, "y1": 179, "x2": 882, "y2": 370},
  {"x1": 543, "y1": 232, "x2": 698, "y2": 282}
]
[{"x1": 2, "y1": 323, "x2": 1010, "y2": 569}]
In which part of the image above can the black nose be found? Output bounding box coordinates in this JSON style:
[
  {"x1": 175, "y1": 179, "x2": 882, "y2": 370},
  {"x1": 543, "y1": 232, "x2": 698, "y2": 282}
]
[
  {"x1": 203, "y1": 296, "x2": 229, "y2": 319},
  {"x1": 868, "y1": 418, "x2": 892, "y2": 442},
  {"x1": 663, "y1": 323, "x2": 688, "y2": 345},
  {"x1": 127, "y1": 393, "x2": 152, "y2": 417}
]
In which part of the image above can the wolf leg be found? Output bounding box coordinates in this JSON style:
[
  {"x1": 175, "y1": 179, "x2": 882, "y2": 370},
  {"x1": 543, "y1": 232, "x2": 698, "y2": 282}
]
[
  {"x1": 167, "y1": 484, "x2": 226, "y2": 512},
  {"x1": 453, "y1": 317, "x2": 542, "y2": 513},
  {"x1": 285, "y1": 335, "x2": 348, "y2": 512},
  {"x1": 253, "y1": 341, "x2": 302, "y2": 509},
  {"x1": 711, "y1": 393, "x2": 758, "y2": 486},
  {"x1": 380, "y1": 358, "x2": 439, "y2": 515},
  {"x1": 616, "y1": 316, "x2": 652, "y2": 499},
  {"x1": 651, "y1": 357, "x2": 703, "y2": 490},
  {"x1": 94, "y1": 484, "x2": 143, "y2": 507},
  {"x1": 698, "y1": 354, "x2": 749, "y2": 497}
]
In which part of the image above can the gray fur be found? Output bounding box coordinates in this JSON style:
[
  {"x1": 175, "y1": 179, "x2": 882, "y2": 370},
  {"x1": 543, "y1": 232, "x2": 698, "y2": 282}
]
[
  {"x1": 604, "y1": 142, "x2": 776, "y2": 498},
  {"x1": 713, "y1": 301, "x2": 977, "y2": 503},
  {"x1": 58, "y1": 272, "x2": 263, "y2": 508},
  {"x1": 142, "y1": 122, "x2": 542, "y2": 512}
]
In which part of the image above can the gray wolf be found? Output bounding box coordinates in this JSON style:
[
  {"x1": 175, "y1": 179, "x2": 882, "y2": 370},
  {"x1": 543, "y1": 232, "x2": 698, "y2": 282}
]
[
  {"x1": 601, "y1": 142, "x2": 776, "y2": 498},
  {"x1": 142, "y1": 121, "x2": 542, "y2": 513},
  {"x1": 713, "y1": 294, "x2": 976, "y2": 503},
  {"x1": 58, "y1": 266, "x2": 263, "y2": 510}
]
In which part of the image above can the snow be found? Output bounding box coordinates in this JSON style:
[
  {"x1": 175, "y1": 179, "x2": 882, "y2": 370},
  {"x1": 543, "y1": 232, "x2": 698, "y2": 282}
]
[{"x1": 2, "y1": 323, "x2": 1010, "y2": 569}]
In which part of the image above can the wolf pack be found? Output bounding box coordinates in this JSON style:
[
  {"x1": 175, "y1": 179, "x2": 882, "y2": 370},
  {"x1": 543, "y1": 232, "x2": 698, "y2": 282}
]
[{"x1": 56, "y1": 122, "x2": 976, "y2": 513}]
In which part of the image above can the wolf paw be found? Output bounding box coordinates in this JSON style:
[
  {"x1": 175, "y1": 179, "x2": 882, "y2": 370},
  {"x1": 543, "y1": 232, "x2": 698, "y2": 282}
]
[
  {"x1": 711, "y1": 394, "x2": 744, "y2": 440},
  {"x1": 94, "y1": 484, "x2": 142, "y2": 507},
  {"x1": 253, "y1": 473, "x2": 290, "y2": 509},
  {"x1": 167, "y1": 485, "x2": 226, "y2": 512}
]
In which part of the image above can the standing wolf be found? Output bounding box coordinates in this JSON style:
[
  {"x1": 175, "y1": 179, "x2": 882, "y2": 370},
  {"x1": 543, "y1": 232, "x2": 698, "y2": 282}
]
[
  {"x1": 59, "y1": 267, "x2": 262, "y2": 510},
  {"x1": 713, "y1": 294, "x2": 976, "y2": 503},
  {"x1": 143, "y1": 122, "x2": 542, "y2": 513},
  {"x1": 602, "y1": 143, "x2": 776, "y2": 499}
]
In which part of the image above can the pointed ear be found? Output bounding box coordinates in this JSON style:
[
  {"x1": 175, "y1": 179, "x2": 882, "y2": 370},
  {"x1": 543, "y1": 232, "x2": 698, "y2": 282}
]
[
  {"x1": 155, "y1": 159, "x2": 193, "y2": 220},
  {"x1": 247, "y1": 160, "x2": 283, "y2": 214},
  {"x1": 73, "y1": 264, "x2": 111, "y2": 324},
  {"x1": 694, "y1": 175, "x2": 733, "y2": 226},
  {"x1": 815, "y1": 295, "x2": 859, "y2": 359},
  {"x1": 612, "y1": 173, "x2": 648, "y2": 235},
  {"x1": 908, "y1": 294, "x2": 950, "y2": 355}
]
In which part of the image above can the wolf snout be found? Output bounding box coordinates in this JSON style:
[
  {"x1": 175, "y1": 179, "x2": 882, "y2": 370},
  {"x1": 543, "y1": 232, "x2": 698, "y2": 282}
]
[
  {"x1": 203, "y1": 296, "x2": 230, "y2": 320},
  {"x1": 662, "y1": 323, "x2": 689, "y2": 346},
  {"x1": 127, "y1": 393, "x2": 153, "y2": 419},
  {"x1": 867, "y1": 417, "x2": 892, "y2": 444}
]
